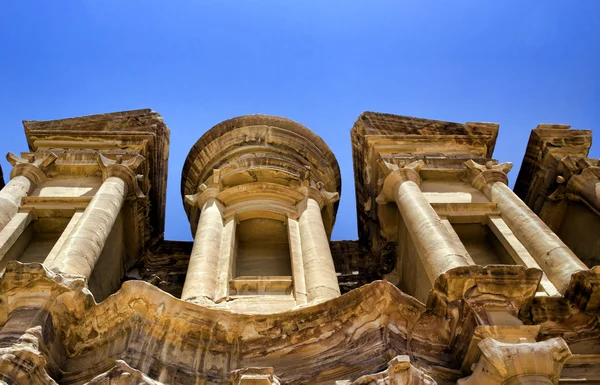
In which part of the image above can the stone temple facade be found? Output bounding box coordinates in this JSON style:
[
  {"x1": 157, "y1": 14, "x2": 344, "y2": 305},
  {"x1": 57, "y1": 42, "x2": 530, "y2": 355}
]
[{"x1": 0, "y1": 109, "x2": 598, "y2": 384}]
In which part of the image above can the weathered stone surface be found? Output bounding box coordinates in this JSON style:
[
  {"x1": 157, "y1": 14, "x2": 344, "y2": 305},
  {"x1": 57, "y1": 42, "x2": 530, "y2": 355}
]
[
  {"x1": 336, "y1": 355, "x2": 437, "y2": 384},
  {"x1": 514, "y1": 124, "x2": 591, "y2": 209},
  {"x1": 513, "y1": 125, "x2": 600, "y2": 270},
  {"x1": 23, "y1": 109, "x2": 169, "y2": 251},
  {"x1": 0, "y1": 109, "x2": 598, "y2": 384}
]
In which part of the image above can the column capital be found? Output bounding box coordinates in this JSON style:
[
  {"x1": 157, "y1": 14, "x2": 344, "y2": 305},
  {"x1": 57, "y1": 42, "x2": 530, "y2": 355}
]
[
  {"x1": 459, "y1": 337, "x2": 571, "y2": 385},
  {"x1": 7, "y1": 152, "x2": 57, "y2": 185},
  {"x1": 97, "y1": 153, "x2": 145, "y2": 198},
  {"x1": 298, "y1": 184, "x2": 339, "y2": 209},
  {"x1": 375, "y1": 159, "x2": 424, "y2": 204},
  {"x1": 465, "y1": 159, "x2": 512, "y2": 191},
  {"x1": 184, "y1": 169, "x2": 223, "y2": 209}
]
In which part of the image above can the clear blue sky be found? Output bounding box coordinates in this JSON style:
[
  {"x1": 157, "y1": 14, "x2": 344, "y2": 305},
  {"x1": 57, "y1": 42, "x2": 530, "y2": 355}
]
[{"x1": 1, "y1": 1, "x2": 598, "y2": 241}]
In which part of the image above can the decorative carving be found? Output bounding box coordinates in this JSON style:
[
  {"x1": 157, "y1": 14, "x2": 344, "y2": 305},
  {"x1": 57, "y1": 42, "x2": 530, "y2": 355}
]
[
  {"x1": 2, "y1": 110, "x2": 600, "y2": 385},
  {"x1": 458, "y1": 337, "x2": 571, "y2": 385},
  {"x1": 375, "y1": 159, "x2": 424, "y2": 204},
  {"x1": 97, "y1": 153, "x2": 145, "y2": 198},
  {"x1": 465, "y1": 159, "x2": 513, "y2": 190},
  {"x1": 298, "y1": 185, "x2": 339, "y2": 209},
  {"x1": 185, "y1": 168, "x2": 223, "y2": 208},
  {"x1": 6, "y1": 151, "x2": 57, "y2": 184}
]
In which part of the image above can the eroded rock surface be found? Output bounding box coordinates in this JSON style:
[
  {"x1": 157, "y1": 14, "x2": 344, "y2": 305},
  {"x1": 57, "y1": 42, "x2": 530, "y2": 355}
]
[{"x1": 0, "y1": 110, "x2": 598, "y2": 384}]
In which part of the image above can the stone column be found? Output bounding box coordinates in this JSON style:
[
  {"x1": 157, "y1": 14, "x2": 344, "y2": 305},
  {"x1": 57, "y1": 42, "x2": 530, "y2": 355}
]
[
  {"x1": 181, "y1": 186, "x2": 224, "y2": 303},
  {"x1": 0, "y1": 152, "x2": 56, "y2": 232},
  {"x1": 45, "y1": 154, "x2": 144, "y2": 279},
  {"x1": 297, "y1": 185, "x2": 340, "y2": 303},
  {"x1": 466, "y1": 160, "x2": 588, "y2": 294},
  {"x1": 376, "y1": 160, "x2": 471, "y2": 284}
]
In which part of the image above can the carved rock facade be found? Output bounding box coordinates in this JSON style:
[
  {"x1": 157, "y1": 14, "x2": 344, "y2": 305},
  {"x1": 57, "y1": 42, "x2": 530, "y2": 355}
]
[{"x1": 0, "y1": 110, "x2": 598, "y2": 384}]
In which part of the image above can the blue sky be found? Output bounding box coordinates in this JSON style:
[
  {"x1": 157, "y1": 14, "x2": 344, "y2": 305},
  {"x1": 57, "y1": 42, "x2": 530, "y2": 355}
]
[{"x1": 1, "y1": 1, "x2": 598, "y2": 241}]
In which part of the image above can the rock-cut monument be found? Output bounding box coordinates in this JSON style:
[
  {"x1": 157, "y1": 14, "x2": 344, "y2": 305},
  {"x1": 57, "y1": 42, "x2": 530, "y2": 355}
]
[{"x1": 0, "y1": 109, "x2": 598, "y2": 384}]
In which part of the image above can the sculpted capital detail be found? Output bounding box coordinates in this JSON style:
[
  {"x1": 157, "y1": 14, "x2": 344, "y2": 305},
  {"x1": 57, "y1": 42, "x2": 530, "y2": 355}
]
[
  {"x1": 7, "y1": 151, "x2": 58, "y2": 184},
  {"x1": 295, "y1": 166, "x2": 339, "y2": 208},
  {"x1": 97, "y1": 153, "x2": 146, "y2": 198},
  {"x1": 376, "y1": 159, "x2": 424, "y2": 204},
  {"x1": 185, "y1": 169, "x2": 222, "y2": 208}
]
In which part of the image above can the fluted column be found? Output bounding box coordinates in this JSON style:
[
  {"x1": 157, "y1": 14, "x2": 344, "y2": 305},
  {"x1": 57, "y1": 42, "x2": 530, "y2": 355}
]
[
  {"x1": 181, "y1": 187, "x2": 224, "y2": 302},
  {"x1": 376, "y1": 160, "x2": 471, "y2": 284},
  {"x1": 44, "y1": 154, "x2": 144, "y2": 279},
  {"x1": 297, "y1": 186, "x2": 340, "y2": 303},
  {"x1": 0, "y1": 152, "x2": 56, "y2": 231},
  {"x1": 466, "y1": 160, "x2": 587, "y2": 293}
]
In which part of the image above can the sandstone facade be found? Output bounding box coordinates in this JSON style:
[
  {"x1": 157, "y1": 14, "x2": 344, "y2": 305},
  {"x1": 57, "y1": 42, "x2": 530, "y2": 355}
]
[{"x1": 0, "y1": 110, "x2": 598, "y2": 384}]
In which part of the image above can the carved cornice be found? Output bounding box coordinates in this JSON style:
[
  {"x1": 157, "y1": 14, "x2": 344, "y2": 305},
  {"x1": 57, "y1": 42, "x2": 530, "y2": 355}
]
[{"x1": 6, "y1": 152, "x2": 57, "y2": 185}]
